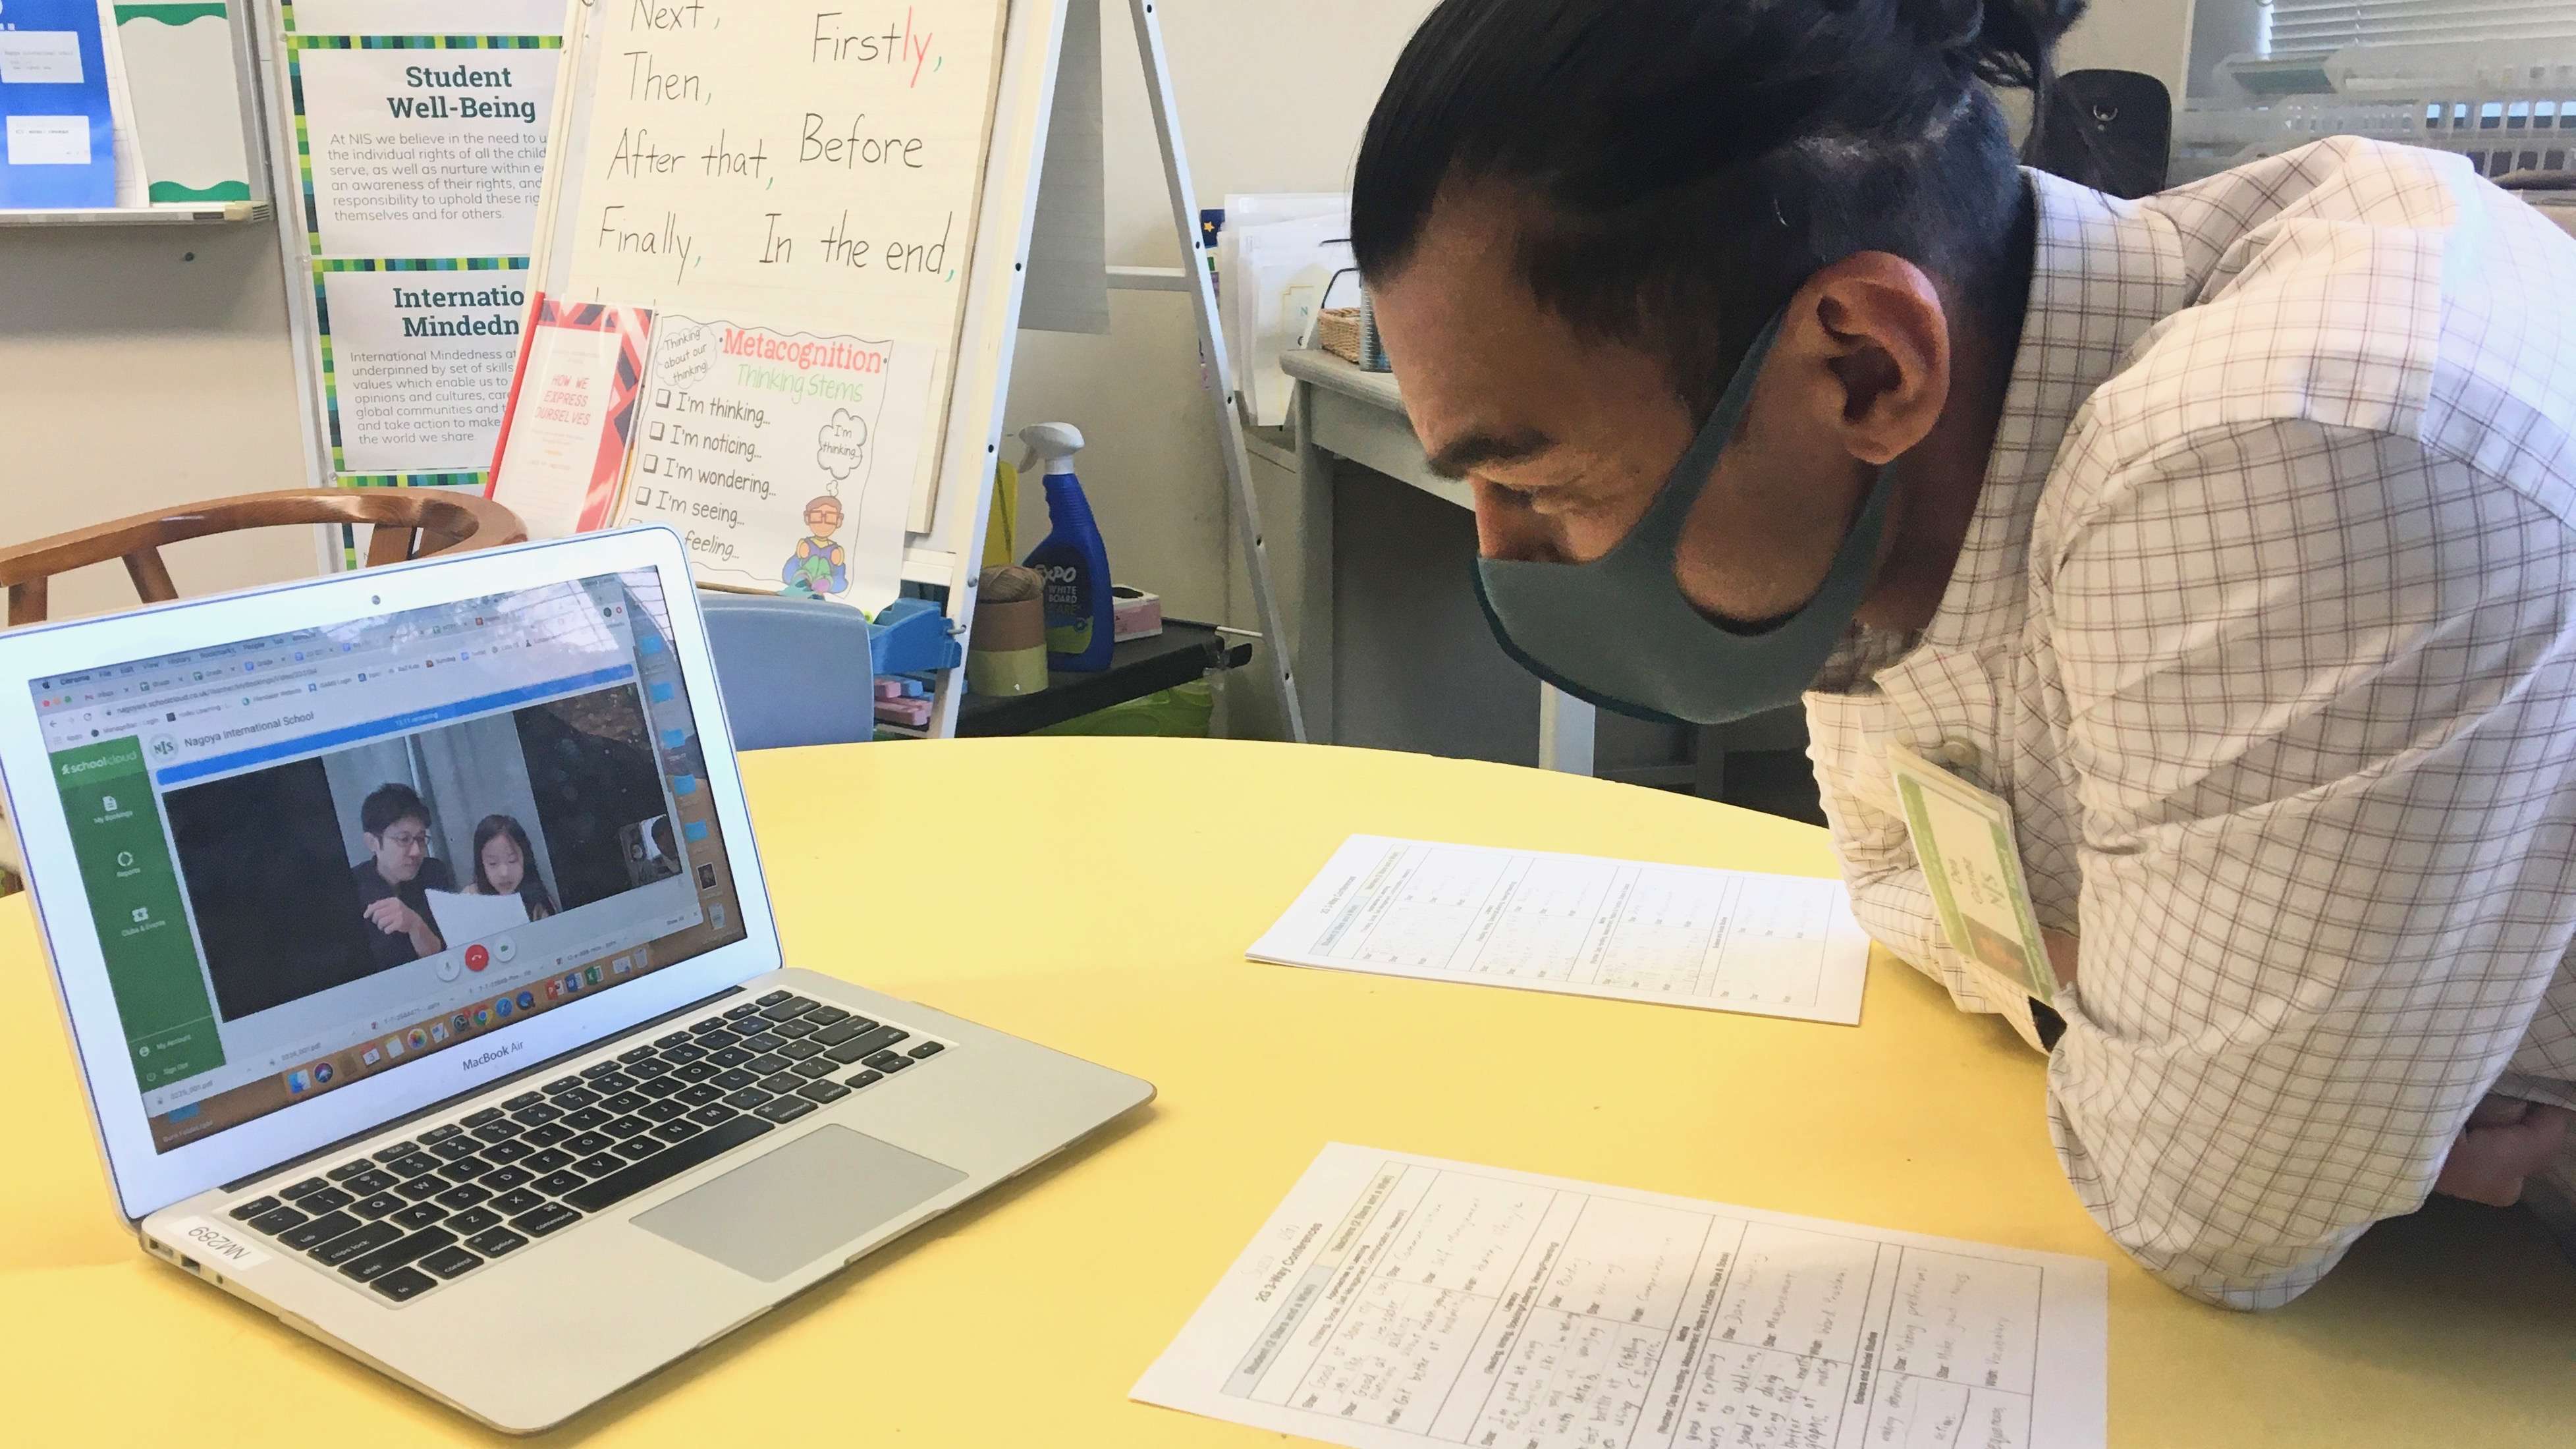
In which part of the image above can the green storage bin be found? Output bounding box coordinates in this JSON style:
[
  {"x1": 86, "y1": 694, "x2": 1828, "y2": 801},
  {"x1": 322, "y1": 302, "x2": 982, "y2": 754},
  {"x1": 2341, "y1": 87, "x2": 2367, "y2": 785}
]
[{"x1": 1031, "y1": 678, "x2": 1216, "y2": 738}]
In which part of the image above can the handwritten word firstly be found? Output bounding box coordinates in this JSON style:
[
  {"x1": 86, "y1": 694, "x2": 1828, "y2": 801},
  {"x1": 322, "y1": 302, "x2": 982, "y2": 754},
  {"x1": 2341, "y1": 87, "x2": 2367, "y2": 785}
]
[{"x1": 811, "y1": 9, "x2": 937, "y2": 89}]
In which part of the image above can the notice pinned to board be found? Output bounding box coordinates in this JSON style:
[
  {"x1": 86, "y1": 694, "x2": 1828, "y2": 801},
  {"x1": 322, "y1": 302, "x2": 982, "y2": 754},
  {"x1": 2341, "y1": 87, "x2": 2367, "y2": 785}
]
[
  {"x1": 0, "y1": 0, "x2": 117, "y2": 207},
  {"x1": 615, "y1": 316, "x2": 936, "y2": 613}
]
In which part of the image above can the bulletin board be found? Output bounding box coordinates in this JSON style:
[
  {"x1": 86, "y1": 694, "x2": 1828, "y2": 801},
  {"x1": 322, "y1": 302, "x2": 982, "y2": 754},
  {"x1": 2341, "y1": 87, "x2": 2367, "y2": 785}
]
[{"x1": 261, "y1": 0, "x2": 565, "y2": 493}]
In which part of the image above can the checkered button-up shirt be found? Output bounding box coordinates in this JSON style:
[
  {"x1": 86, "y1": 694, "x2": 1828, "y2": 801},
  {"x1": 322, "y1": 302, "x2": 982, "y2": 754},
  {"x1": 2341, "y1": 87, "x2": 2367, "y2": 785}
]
[{"x1": 1805, "y1": 138, "x2": 2576, "y2": 1308}]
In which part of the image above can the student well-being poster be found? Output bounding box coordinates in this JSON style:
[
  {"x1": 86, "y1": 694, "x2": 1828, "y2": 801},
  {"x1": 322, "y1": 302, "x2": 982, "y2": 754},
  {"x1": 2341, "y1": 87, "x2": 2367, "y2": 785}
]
[{"x1": 281, "y1": 0, "x2": 562, "y2": 489}]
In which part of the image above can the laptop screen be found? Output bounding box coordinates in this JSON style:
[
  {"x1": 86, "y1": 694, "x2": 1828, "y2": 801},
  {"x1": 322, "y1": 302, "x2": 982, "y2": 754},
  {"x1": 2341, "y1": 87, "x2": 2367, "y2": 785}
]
[{"x1": 27, "y1": 568, "x2": 750, "y2": 1155}]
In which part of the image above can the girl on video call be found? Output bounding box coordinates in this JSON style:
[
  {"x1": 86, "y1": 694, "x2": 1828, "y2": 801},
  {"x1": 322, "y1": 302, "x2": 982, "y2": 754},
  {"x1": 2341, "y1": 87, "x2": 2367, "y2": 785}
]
[{"x1": 468, "y1": 814, "x2": 558, "y2": 921}]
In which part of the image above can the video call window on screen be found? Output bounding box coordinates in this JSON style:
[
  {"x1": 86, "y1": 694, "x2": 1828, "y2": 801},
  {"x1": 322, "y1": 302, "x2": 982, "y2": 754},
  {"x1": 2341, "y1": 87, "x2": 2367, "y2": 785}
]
[
  {"x1": 32, "y1": 571, "x2": 748, "y2": 1151},
  {"x1": 162, "y1": 679, "x2": 682, "y2": 1020}
]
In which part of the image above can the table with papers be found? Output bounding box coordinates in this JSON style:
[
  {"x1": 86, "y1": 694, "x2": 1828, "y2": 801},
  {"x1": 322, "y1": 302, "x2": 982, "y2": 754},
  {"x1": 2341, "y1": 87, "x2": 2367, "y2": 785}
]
[{"x1": 3, "y1": 740, "x2": 2566, "y2": 1446}]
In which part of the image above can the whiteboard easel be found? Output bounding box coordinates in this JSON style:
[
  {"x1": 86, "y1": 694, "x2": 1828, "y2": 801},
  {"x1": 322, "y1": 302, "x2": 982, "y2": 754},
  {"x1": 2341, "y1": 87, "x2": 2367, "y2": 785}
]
[
  {"x1": 522, "y1": 0, "x2": 1305, "y2": 742},
  {"x1": 1110, "y1": 0, "x2": 1307, "y2": 745}
]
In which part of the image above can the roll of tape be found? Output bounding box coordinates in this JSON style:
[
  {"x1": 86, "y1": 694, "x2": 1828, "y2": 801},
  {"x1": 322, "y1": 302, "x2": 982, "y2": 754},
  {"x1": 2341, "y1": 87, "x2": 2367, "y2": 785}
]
[
  {"x1": 974, "y1": 565, "x2": 1049, "y2": 653},
  {"x1": 968, "y1": 645, "x2": 1050, "y2": 696}
]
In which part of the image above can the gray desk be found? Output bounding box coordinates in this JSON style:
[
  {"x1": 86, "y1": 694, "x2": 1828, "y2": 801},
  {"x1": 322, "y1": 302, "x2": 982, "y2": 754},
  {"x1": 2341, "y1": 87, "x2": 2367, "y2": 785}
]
[{"x1": 1282, "y1": 348, "x2": 1598, "y2": 775}]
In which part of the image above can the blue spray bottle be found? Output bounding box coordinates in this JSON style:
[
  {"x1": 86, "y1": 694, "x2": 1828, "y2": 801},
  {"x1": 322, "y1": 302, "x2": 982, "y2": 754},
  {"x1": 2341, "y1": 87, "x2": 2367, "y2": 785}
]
[{"x1": 1018, "y1": 423, "x2": 1115, "y2": 670}]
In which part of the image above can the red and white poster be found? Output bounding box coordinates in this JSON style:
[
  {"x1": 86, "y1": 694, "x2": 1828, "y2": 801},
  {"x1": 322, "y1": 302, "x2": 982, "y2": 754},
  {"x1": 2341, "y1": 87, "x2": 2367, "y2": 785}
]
[{"x1": 487, "y1": 298, "x2": 655, "y2": 537}]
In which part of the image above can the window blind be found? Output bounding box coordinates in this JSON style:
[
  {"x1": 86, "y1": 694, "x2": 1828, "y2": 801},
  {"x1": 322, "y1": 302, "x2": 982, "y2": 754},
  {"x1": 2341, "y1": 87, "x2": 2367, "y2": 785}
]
[{"x1": 2269, "y1": 1, "x2": 2576, "y2": 51}]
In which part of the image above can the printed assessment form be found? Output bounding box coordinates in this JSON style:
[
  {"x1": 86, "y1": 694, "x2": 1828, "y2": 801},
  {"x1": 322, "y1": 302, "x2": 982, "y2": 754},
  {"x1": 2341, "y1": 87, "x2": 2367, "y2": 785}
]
[
  {"x1": 1250, "y1": 837, "x2": 1871, "y2": 1025},
  {"x1": 1136, "y1": 1146, "x2": 2106, "y2": 1449}
]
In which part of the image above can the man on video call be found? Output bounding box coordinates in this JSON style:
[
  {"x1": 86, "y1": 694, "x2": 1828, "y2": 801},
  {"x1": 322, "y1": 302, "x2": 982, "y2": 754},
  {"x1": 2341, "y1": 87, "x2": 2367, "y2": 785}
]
[{"x1": 352, "y1": 783, "x2": 449, "y2": 970}]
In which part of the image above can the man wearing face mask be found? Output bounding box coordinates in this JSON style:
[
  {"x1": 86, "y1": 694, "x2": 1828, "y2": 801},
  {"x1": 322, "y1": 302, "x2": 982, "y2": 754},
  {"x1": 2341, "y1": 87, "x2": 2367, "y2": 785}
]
[{"x1": 1355, "y1": 0, "x2": 2576, "y2": 1308}]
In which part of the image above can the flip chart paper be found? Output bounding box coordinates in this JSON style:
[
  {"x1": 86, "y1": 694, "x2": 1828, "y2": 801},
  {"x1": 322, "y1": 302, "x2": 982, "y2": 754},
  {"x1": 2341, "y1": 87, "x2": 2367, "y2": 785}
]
[{"x1": 541, "y1": 0, "x2": 1011, "y2": 532}]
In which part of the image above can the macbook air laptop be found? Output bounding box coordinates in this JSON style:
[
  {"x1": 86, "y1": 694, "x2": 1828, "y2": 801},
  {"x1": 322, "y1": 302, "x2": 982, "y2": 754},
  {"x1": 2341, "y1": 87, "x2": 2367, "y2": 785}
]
[{"x1": 0, "y1": 527, "x2": 1153, "y2": 1433}]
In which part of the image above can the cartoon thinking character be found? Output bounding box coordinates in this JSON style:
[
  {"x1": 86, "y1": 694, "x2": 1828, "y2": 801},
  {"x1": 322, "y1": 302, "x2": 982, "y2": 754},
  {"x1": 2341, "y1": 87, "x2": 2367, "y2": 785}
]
[{"x1": 781, "y1": 495, "x2": 850, "y2": 599}]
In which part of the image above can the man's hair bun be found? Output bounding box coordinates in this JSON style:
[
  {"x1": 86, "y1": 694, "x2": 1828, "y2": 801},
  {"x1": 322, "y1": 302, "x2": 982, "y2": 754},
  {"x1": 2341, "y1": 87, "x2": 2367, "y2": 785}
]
[
  {"x1": 1354, "y1": 0, "x2": 2081, "y2": 417},
  {"x1": 1954, "y1": 0, "x2": 2089, "y2": 91}
]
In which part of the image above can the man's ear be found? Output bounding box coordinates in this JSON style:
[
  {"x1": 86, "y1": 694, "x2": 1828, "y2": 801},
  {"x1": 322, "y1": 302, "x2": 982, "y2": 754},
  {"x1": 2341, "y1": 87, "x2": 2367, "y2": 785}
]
[{"x1": 1791, "y1": 253, "x2": 1953, "y2": 468}]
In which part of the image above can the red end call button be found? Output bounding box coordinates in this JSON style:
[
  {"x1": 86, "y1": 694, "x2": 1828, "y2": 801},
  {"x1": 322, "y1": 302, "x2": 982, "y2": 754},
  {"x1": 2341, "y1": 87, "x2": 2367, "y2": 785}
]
[{"x1": 464, "y1": 944, "x2": 490, "y2": 972}]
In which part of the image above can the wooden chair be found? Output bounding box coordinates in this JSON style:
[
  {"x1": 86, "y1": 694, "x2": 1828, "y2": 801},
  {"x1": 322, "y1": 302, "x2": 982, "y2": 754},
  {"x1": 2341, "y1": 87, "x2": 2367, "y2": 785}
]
[
  {"x1": 0, "y1": 488, "x2": 526, "y2": 892},
  {"x1": 0, "y1": 487, "x2": 526, "y2": 627}
]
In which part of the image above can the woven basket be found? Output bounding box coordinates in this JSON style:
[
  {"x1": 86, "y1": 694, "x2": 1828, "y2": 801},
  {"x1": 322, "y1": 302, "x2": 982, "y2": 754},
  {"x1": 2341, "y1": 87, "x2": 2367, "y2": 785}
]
[{"x1": 1315, "y1": 307, "x2": 1366, "y2": 365}]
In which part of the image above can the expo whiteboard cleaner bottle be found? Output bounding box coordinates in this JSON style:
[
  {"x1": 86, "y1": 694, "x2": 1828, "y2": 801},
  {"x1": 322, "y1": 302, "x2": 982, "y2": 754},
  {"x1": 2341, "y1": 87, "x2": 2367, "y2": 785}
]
[{"x1": 1018, "y1": 423, "x2": 1114, "y2": 671}]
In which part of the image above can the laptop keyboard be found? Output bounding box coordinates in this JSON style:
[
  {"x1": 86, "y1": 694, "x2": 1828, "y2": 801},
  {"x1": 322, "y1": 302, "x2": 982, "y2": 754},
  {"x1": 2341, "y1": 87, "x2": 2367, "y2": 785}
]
[{"x1": 213, "y1": 991, "x2": 950, "y2": 1305}]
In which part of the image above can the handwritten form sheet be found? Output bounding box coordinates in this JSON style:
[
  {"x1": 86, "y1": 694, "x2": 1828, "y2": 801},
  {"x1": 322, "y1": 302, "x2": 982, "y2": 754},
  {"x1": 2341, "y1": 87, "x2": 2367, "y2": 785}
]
[
  {"x1": 1251, "y1": 836, "x2": 1871, "y2": 1025},
  {"x1": 1134, "y1": 1145, "x2": 2108, "y2": 1449}
]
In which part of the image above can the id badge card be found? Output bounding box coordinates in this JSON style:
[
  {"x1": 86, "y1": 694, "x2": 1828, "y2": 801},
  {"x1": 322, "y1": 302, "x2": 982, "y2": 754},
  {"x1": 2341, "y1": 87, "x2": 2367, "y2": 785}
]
[{"x1": 1886, "y1": 740, "x2": 2055, "y2": 1006}]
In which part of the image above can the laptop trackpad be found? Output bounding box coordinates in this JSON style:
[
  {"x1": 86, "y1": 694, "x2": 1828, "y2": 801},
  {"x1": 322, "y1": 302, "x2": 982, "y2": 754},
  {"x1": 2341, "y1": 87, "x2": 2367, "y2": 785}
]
[{"x1": 633, "y1": 1125, "x2": 968, "y2": 1282}]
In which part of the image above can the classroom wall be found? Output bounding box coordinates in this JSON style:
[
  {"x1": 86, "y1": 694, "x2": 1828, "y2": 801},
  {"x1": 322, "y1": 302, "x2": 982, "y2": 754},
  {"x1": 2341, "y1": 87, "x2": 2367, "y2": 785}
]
[
  {"x1": 0, "y1": 221, "x2": 318, "y2": 620},
  {"x1": 0, "y1": 0, "x2": 2197, "y2": 660}
]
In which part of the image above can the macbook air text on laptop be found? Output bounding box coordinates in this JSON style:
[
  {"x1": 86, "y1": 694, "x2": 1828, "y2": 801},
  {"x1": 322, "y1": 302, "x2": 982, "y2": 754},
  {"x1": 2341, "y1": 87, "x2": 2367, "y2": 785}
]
[{"x1": 0, "y1": 528, "x2": 1152, "y2": 1433}]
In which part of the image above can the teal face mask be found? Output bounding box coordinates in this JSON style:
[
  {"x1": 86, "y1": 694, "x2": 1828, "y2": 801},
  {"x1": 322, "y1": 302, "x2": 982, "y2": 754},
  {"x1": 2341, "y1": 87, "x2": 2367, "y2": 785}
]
[{"x1": 1472, "y1": 309, "x2": 1897, "y2": 726}]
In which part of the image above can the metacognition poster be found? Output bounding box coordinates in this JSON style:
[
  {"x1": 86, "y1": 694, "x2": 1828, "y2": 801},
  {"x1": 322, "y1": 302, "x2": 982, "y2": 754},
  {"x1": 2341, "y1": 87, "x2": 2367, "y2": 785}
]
[{"x1": 280, "y1": 1, "x2": 562, "y2": 490}]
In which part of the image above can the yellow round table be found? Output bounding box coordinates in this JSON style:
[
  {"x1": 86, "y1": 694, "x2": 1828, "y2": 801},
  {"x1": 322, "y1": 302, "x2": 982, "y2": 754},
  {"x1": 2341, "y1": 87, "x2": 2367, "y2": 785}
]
[{"x1": 3, "y1": 739, "x2": 2568, "y2": 1446}]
